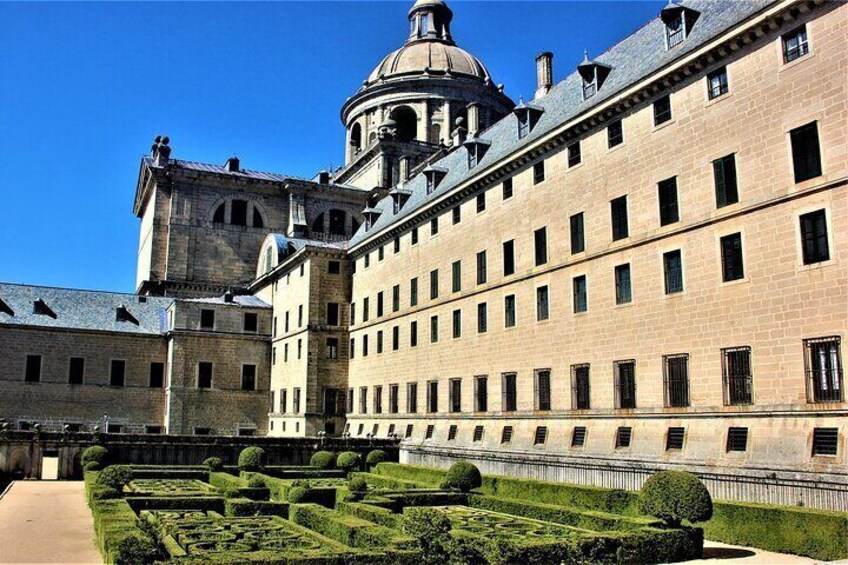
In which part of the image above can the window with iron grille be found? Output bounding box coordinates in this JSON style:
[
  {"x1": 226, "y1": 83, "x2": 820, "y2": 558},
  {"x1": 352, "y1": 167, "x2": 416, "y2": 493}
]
[
  {"x1": 393, "y1": 285, "x2": 400, "y2": 312},
  {"x1": 392, "y1": 327, "x2": 399, "y2": 351},
  {"x1": 427, "y1": 380, "x2": 439, "y2": 413},
  {"x1": 504, "y1": 295, "x2": 516, "y2": 327},
  {"x1": 533, "y1": 161, "x2": 545, "y2": 184},
  {"x1": 410, "y1": 277, "x2": 418, "y2": 306},
  {"x1": 611, "y1": 195, "x2": 629, "y2": 241},
  {"x1": 389, "y1": 384, "x2": 399, "y2": 414},
  {"x1": 572, "y1": 426, "x2": 587, "y2": 447},
  {"x1": 707, "y1": 67, "x2": 728, "y2": 99},
  {"x1": 534, "y1": 426, "x2": 548, "y2": 445},
  {"x1": 503, "y1": 373, "x2": 517, "y2": 411},
  {"x1": 473, "y1": 426, "x2": 484, "y2": 442},
  {"x1": 477, "y1": 192, "x2": 486, "y2": 213},
  {"x1": 721, "y1": 233, "x2": 745, "y2": 282},
  {"x1": 790, "y1": 122, "x2": 822, "y2": 183},
  {"x1": 407, "y1": 382, "x2": 418, "y2": 413},
  {"x1": 430, "y1": 269, "x2": 439, "y2": 299},
  {"x1": 804, "y1": 337, "x2": 843, "y2": 403},
  {"x1": 475, "y1": 375, "x2": 488, "y2": 412},
  {"x1": 536, "y1": 286, "x2": 550, "y2": 321},
  {"x1": 726, "y1": 427, "x2": 748, "y2": 452},
  {"x1": 359, "y1": 387, "x2": 368, "y2": 413},
  {"x1": 812, "y1": 427, "x2": 838, "y2": 456},
  {"x1": 534, "y1": 227, "x2": 548, "y2": 266},
  {"x1": 452, "y1": 260, "x2": 462, "y2": 292},
  {"x1": 430, "y1": 315, "x2": 439, "y2": 343},
  {"x1": 452, "y1": 310, "x2": 462, "y2": 339},
  {"x1": 410, "y1": 321, "x2": 418, "y2": 347},
  {"x1": 664, "y1": 354, "x2": 690, "y2": 407},
  {"x1": 658, "y1": 177, "x2": 679, "y2": 226},
  {"x1": 666, "y1": 427, "x2": 685, "y2": 450},
  {"x1": 608, "y1": 120, "x2": 623, "y2": 148},
  {"x1": 615, "y1": 264, "x2": 632, "y2": 305},
  {"x1": 449, "y1": 378, "x2": 462, "y2": 413},
  {"x1": 536, "y1": 370, "x2": 552, "y2": 411},
  {"x1": 614, "y1": 360, "x2": 637, "y2": 409},
  {"x1": 431, "y1": 217, "x2": 439, "y2": 236},
  {"x1": 477, "y1": 250, "x2": 487, "y2": 285},
  {"x1": 722, "y1": 347, "x2": 752, "y2": 405},
  {"x1": 452, "y1": 206, "x2": 461, "y2": 225},
  {"x1": 713, "y1": 154, "x2": 738, "y2": 208},
  {"x1": 663, "y1": 250, "x2": 683, "y2": 294},
  {"x1": 573, "y1": 275, "x2": 587, "y2": 313},
  {"x1": 570, "y1": 213, "x2": 585, "y2": 254},
  {"x1": 503, "y1": 178, "x2": 513, "y2": 200},
  {"x1": 782, "y1": 25, "x2": 809, "y2": 63},
  {"x1": 374, "y1": 385, "x2": 383, "y2": 414},
  {"x1": 568, "y1": 141, "x2": 581, "y2": 167},
  {"x1": 406, "y1": 424, "x2": 414, "y2": 438},
  {"x1": 654, "y1": 95, "x2": 672, "y2": 126},
  {"x1": 503, "y1": 240, "x2": 515, "y2": 276},
  {"x1": 799, "y1": 210, "x2": 830, "y2": 265},
  {"x1": 448, "y1": 425, "x2": 458, "y2": 441},
  {"x1": 571, "y1": 365, "x2": 591, "y2": 409},
  {"x1": 615, "y1": 427, "x2": 632, "y2": 449},
  {"x1": 425, "y1": 424, "x2": 435, "y2": 440},
  {"x1": 501, "y1": 426, "x2": 514, "y2": 444}
]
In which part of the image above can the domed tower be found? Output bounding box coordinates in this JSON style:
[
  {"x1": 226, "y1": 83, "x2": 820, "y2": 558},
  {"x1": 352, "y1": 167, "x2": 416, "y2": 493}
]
[{"x1": 336, "y1": 0, "x2": 514, "y2": 189}]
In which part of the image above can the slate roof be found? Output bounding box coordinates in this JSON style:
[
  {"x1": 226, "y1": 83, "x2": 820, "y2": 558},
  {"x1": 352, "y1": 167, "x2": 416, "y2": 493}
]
[
  {"x1": 0, "y1": 283, "x2": 173, "y2": 335},
  {"x1": 268, "y1": 234, "x2": 349, "y2": 254},
  {"x1": 183, "y1": 294, "x2": 272, "y2": 308},
  {"x1": 349, "y1": 0, "x2": 774, "y2": 249}
]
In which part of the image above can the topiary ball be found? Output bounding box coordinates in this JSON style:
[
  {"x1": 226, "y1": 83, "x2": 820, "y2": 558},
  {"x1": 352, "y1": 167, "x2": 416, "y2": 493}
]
[
  {"x1": 349, "y1": 475, "x2": 368, "y2": 494},
  {"x1": 97, "y1": 465, "x2": 133, "y2": 491},
  {"x1": 81, "y1": 446, "x2": 109, "y2": 470},
  {"x1": 287, "y1": 486, "x2": 309, "y2": 503},
  {"x1": 440, "y1": 461, "x2": 482, "y2": 493},
  {"x1": 238, "y1": 446, "x2": 266, "y2": 472},
  {"x1": 365, "y1": 449, "x2": 387, "y2": 467},
  {"x1": 203, "y1": 457, "x2": 223, "y2": 471},
  {"x1": 247, "y1": 475, "x2": 266, "y2": 488},
  {"x1": 639, "y1": 470, "x2": 713, "y2": 527},
  {"x1": 310, "y1": 451, "x2": 336, "y2": 470},
  {"x1": 336, "y1": 451, "x2": 361, "y2": 472}
]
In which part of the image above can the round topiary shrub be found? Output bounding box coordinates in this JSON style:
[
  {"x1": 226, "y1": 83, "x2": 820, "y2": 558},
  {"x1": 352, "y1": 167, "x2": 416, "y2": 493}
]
[
  {"x1": 97, "y1": 465, "x2": 133, "y2": 490},
  {"x1": 287, "y1": 486, "x2": 309, "y2": 503},
  {"x1": 365, "y1": 449, "x2": 387, "y2": 468},
  {"x1": 114, "y1": 534, "x2": 158, "y2": 565},
  {"x1": 203, "y1": 457, "x2": 223, "y2": 471},
  {"x1": 336, "y1": 451, "x2": 361, "y2": 473},
  {"x1": 81, "y1": 446, "x2": 109, "y2": 470},
  {"x1": 440, "y1": 461, "x2": 482, "y2": 493},
  {"x1": 238, "y1": 446, "x2": 266, "y2": 472},
  {"x1": 310, "y1": 451, "x2": 336, "y2": 470},
  {"x1": 247, "y1": 475, "x2": 266, "y2": 488},
  {"x1": 348, "y1": 476, "x2": 368, "y2": 497},
  {"x1": 639, "y1": 470, "x2": 713, "y2": 527}
]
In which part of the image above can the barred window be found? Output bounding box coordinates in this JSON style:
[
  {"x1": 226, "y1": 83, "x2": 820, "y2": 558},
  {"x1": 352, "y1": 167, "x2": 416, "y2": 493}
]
[
  {"x1": 614, "y1": 360, "x2": 636, "y2": 409},
  {"x1": 502, "y1": 373, "x2": 517, "y2": 412},
  {"x1": 664, "y1": 354, "x2": 690, "y2": 407},
  {"x1": 535, "y1": 369, "x2": 552, "y2": 411},
  {"x1": 722, "y1": 347, "x2": 753, "y2": 406},
  {"x1": 804, "y1": 337, "x2": 843, "y2": 403},
  {"x1": 571, "y1": 364, "x2": 590, "y2": 410},
  {"x1": 666, "y1": 13, "x2": 684, "y2": 48}
]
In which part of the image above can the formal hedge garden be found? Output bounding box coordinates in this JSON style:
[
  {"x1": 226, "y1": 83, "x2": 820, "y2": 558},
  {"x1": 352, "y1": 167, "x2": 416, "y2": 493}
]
[{"x1": 82, "y1": 446, "x2": 847, "y2": 564}]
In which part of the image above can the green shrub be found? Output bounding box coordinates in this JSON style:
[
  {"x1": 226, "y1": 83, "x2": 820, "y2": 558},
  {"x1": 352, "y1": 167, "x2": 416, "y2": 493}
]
[
  {"x1": 224, "y1": 498, "x2": 289, "y2": 518},
  {"x1": 81, "y1": 446, "x2": 109, "y2": 470},
  {"x1": 366, "y1": 450, "x2": 388, "y2": 467},
  {"x1": 97, "y1": 465, "x2": 133, "y2": 490},
  {"x1": 441, "y1": 461, "x2": 482, "y2": 493},
  {"x1": 203, "y1": 457, "x2": 223, "y2": 471},
  {"x1": 113, "y1": 535, "x2": 158, "y2": 565},
  {"x1": 90, "y1": 485, "x2": 121, "y2": 500},
  {"x1": 287, "y1": 486, "x2": 309, "y2": 503},
  {"x1": 237, "y1": 446, "x2": 266, "y2": 472},
  {"x1": 247, "y1": 475, "x2": 266, "y2": 488},
  {"x1": 349, "y1": 476, "x2": 369, "y2": 499},
  {"x1": 403, "y1": 507, "x2": 452, "y2": 565},
  {"x1": 310, "y1": 450, "x2": 336, "y2": 470},
  {"x1": 336, "y1": 451, "x2": 361, "y2": 472},
  {"x1": 639, "y1": 471, "x2": 713, "y2": 527},
  {"x1": 290, "y1": 503, "x2": 413, "y2": 550}
]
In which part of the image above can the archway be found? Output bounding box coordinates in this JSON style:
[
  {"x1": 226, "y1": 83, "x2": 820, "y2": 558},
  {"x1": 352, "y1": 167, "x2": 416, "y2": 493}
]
[
  {"x1": 350, "y1": 123, "x2": 362, "y2": 149},
  {"x1": 389, "y1": 106, "x2": 417, "y2": 142}
]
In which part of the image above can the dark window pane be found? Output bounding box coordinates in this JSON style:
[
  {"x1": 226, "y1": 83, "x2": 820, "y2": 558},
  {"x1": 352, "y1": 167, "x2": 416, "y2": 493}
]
[
  {"x1": 230, "y1": 199, "x2": 248, "y2": 226},
  {"x1": 721, "y1": 233, "x2": 745, "y2": 282},
  {"x1": 782, "y1": 25, "x2": 809, "y2": 63},
  {"x1": 799, "y1": 209, "x2": 829, "y2": 264},
  {"x1": 658, "y1": 177, "x2": 679, "y2": 226},
  {"x1": 608, "y1": 120, "x2": 624, "y2": 148},
  {"x1": 611, "y1": 196, "x2": 629, "y2": 240},
  {"x1": 69, "y1": 357, "x2": 85, "y2": 385},
  {"x1": 573, "y1": 275, "x2": 587, "y2": 313},
  {"x1": 707, "y1": 67, "x2": 728, "y2": 99},
  {"x1": 533, "y1": 161, "x2": 545, "y2": 184},
  {"x1": 503, "y1": 240, "x2": 515, "y2": 276},
  {"x1": 534, "y1": 228, "x2": 548, "y2": 266},
  {"x1": 664, "y1": 250, "x2": 683, "y2": 294},
  {"x1": 615, "y1": 361, "x2": 637, "y2": 409},
  {"x1": 713, "y1": 154, "x2": 738, "y2": 208},
  {"x1": 570, "y1": 213, "x2": 585, "y2": 254},
  {"x1": 149, "y1": 362, "x2": 165, "y2": 388},
  {"x1": 654, "y1": 95, "x2": 672, "y2": 125},
  {"x1": 615, "y1": 264, "x2": 632, "y2": 305},
  {"x1": 722, "y1": 347, "x2": 753, "y2": 406},
  {"x1": 790, "y1": 122, "x2": 822, "y2": 183},
  {"x1": 25, "y1": 354, "x2": 41, "y2": 382},
  {"x1": 664, "y1": 355, "x2": 689, "y2": 407},
  {"x1": 572, "y1": 365, "x2": 590, "y2": 409},
  {"x1": 805, "y1": 337, "x2": 843, "y2": 403},
  {"x1": 110, "y1": 360, "x2": 126, "y2": 387}
]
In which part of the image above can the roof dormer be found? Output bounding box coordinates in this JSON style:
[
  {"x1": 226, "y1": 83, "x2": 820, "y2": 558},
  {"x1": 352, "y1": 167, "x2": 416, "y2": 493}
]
[
  {"x1": 577, "y1": 51, "x2": 612, "y2": 100},
  {"x1": 363, "y1": 207, "x2": 382, "y2": 231},
  {"x1": 0, "y1": 297, "x2": 13, "y2": 317},
  {"x1": 390, "y1": 186, "x2": 413, "y2": 214},
  {"x1": 33, "y1": 298, "x2": 57, "y2": 319},
  {"x1": 423, "y1": 165, "x2": 448, "y2": 195},
  {"x1": 513, "y1": 100, "x2": 545, "y2": 139},
  {"x1": 463, "y1": 136, "x2": 491, "y2": 169},
  {"x1": 661, "y1": 1, "x2": 700, "y2": 50},
  {"x1": 116, "y1": 305, "x2": 140, "y2": 325}
]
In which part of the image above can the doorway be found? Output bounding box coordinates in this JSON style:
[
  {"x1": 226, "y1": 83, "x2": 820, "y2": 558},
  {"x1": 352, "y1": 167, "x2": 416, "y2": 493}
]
[{"x1": 41, "y1": 451, "x2": 59, "y2": 480}]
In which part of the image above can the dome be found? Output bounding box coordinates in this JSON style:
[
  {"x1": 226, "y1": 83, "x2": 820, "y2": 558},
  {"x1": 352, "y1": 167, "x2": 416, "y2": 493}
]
[{"x1": 367, "y1": 41, "x2": 492, "y2": 84}]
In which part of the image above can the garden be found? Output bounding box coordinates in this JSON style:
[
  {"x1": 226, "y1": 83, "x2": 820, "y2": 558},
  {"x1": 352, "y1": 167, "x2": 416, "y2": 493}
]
[{"x1": 80, "y1": 445, "x2": 847, "y2": 565}]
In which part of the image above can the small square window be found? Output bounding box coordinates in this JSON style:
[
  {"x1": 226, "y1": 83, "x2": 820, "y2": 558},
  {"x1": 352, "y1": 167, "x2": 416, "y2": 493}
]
[
  {"x1": 200, "y1": 309, "x2": 215, "y2": 330},
  {"x1": 501, "y1": 426, "x2": 514, "y2": 444},
  {"x1": 615, "y1": 427, "x2": 632, "y2": 449},
  {"x1": 571, "y1": 426, "x2": 587, "y2": 447},
  {"x1": 534, "y1": 426, "x2": 548, "y2": 445},
  {"x1": 726, "y1": 427, "x2": 748, "y2": 452}
]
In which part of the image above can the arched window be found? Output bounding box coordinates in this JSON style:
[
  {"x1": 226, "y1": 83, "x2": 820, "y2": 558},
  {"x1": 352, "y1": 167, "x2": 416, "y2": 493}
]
[
  {"x1": 390, "y1": 106, "x2": 417, "y2": 142},
  {"x1": 210, "y1": 198, "x2": 267, "y2": 228},
  {"x1": 231, "y1": 199, "x2": 248, "y2": 226},
  {"x1": 350, "y1": 123, "x2": 362, "y2": 149},
  {"x1": 264, "y1": 245, "x2": 273, "y2": 274},
  {"x1": 213, "y1": 204, "x2": 226, "y2": 223},
  {"x1": 329, "y1": 209, "x2": 346, "y2": 235},
  {"x1": 312, "y1": 212, "x2": 325, "y2": 234},
  {"x1": 253, "y1": 207, "x2": 264, "y2": 228},
  {"x1": 368, "y1": 132, "x2": 377, "y2": 144}
]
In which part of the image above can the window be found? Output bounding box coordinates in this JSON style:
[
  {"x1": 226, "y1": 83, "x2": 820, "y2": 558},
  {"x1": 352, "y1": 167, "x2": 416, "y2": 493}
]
[
  {"x1": 392, "y1": 285, "x2": 400, "y2": 312},
  {"x1": 364, "y1": 253, "x2": 370, "y2": 268},
  {"x1": 149, "y1": 362, "x2": 164, "y2": 388},
  {"x1": 534, "y1": 426, "x2": 548, "y2": 446},
  {"x1": 410, "y1": 320, "x2": 418, "y2": 347},
  {"x1": 410, "y1": 277, "x2": 419, "y2": 307},
  {"x1": 721, "y1": 233, "x2": 745, "y2": 282},
  {"x1": 501, "y1": 426, "x2": 514, "y2": 444},
  {"x1": 477, "y1": 302, "x2": 488, "y2": 334},
  {"x1": 476, "y1": 250, "x2": 487, "y2": 285},
  {"x1": 614, "y1": 360, "x2": 637, "y2": 409},
  {"x1": 293, "y1": 387, "x2": 301, "y2": 413},
  {"x1": 572, "y1": 275, "x2": 587, "y2": 313},
  {"x1": 571, "y1": 426, "x2": 587, "y2": 447},
  {"x1": 812, "y1": 428, "x2": 838, "y2": 456},
  {"x1": 503, "y1": 240, "x2": 515, "y2": 276},
  {"x1": 362, "y1": 335, "x2": 368, "y2": 357},
  {"x1": 782, "y1": 25, "x2": 809, "y2": 63},
  {"x1": 377, "y1": 331, "x2": 384, "y2": 353},
  {"x1": 790, "y1": 122, "x2": 822, "y2": 183},
  {"x1": 69, "y1": 357, "x2": 85, "y2": 385},
  {"x1": 666, "y1": 12, "x2": 685, "y2": 48},
  {"x1": 145, "y1": 425, "x2": 163, "y2": 435},
  {"x1": 393, "y1": 237, "x2": 401, "y2": 254},
  {"x1": 474, "y1": 375, "x2": 488, "y2": 412},
  {"x1": 799, "y1": 209, "x2": 830, "y2": 264},
  {"x1": 407, "y1": 382, "x2": 418, "y2": 413},
  {"x1": 666, "y1": 427, "x2": 686, "y2": 450},
  {"x1": 376, "y1": 293, "x2": 384, "y2": 318},
  {"x1": 405, "y1": 424, "x2": 414, "y2": 438},
  {"x1": 430, "y1": 217, "x2": 439, "y2": 236},
  {"x1": 200, "y1": 309, "x2": 215, "y2": 330},
  {"x1": 707, "y1": 66, "x2": 728, "y2": 99},
  {"x1": 452, "y1": 206, "x2": 461, "y2": 225},
  {"x1": 608, "y1": 120, "x2": 623, "y2": 148},
  {"x1": 658, "y1": 177, "x2": 679, "y2": 226},
  {"x1": 430, "y1": 269, "x2": 439, "y2": 300},
  {"x1": 615, "y1": 264, "x2": 632, "y2": 305},
  {"x1": 473, "y1": 426, "x2": 484, "y2": 442},
  {"x1": 328, "y1": 260, "x2": 341, "y2": 274},
  {"x1": 452, "y1": 309, "x2": 462, "y2": 339},
  {"x1": 476, "y1": 192, "x2": 486, "y2": 213},
  {"x1": 568, "y1": 141, "x2": 581, "y2": 167},
  {"x1": 378, "y1": 245, "x2": 385, "y2": 261},
  {"x1": 611, "y1": 195, "x2": 628, "y2": 241},
  {"x1": 241, "y1": 365, "x2": 256, "y2": 391},
  {"x1": 534, "y1": 227, "x2": 548, "y2": 266},
  {"x1": 297, "y1": 339, "x2": 302, "y2": 359},
  {"x1": 616, "y1": 427, "x2": 633, "y2": 449},
  {"x1": 349, "y1": 339, "x2": 354, "y2": 359},
  {"x1": 327, "y1": 338, "x2": 339, "y2": 359},
  {"x1": 427, "y1": 380, "x2": 439, "y2": 413},
  {"x1": 535, "y1": 370, "x2": 552, "y2": 411},
  {"x1": 502, "y1": 373, "x2": 517, "y2": 411},
  {"x1": 571, "y1": 364, "x2": 590, "y2": 410},
  {"x1": 243, "y1": 312, "x2": 258, "y2": 333},
  {"x1": 285, "y1": 311, "x2": 290, "y2": 332},
  {"x1": 664, "y1": 354, "x2": 690, "y2": 407},
  {"x1": 327, "y1": 303, "x2": 340, "y2": 325},
  {"x1": 347, "y1": 388, "x2": 354, "y2": 413},
  {"x1": 425, "y1": 424, "x2": 435, "y2": 440},
  {"x1": 518, "y1": 111, "x2": 531, "y2": 138},
  {"x1": 536, "y1": 286, "x2": 549, "y2": 321},
  {"x1": 194, "y1": 427, "x2": 212, "y2": 436},
  {"x1": 25, "y1": 354, "x2": 41, "y2": 382},
  {"x1": 570, "y1": 213, "x2": 585, "y2": 254},
  {"x1": 449, "y1": 378, "x2": 462, "y2": 413},
  {"x1": 654, "y1": 95, "x2": 672, "y2": 126},
  {"x1": 663, "y1": 250, "x2": 684, "y2": 294},
  {"x1": 503, "y1": 178, "x2": 513, "y2": 200},
  {"x1": 284, "y1": 343, "x2": 289, "y2": 362},
  {"x1": 282, "y1": 389, "x2": 289, "y2": 413},
  {"x1": 452, "y1": 261, "x2": 462, "y2": 292},
  {"x1": 448, "y1": 425, "x2": 458, "y2": 441},
  {"x1": 430, "y1": 315, "x2": 439, "y2": 343},
  {"x1": 726, "y1": 427, "x2": 748, "y2": 452},
  {"x1": 411, "y1": 227, "x2": 419, "y2": 245},
  {"x1": 389, "y1": 384, "x2": 399, "y2": 414},
  {"x1": 713, "y1": 154, "x2": 738, "y2": 208},
  {"x1": 359, "y1": 387, "x2": 368, "y2": 413},
  {"x1": 804, "y1": 337, "x2": 843, "y2": 403},
  {"x1": 298, "y1": 305, "x2": 304, "y2": 326},
  {"x1": 374, "y1": 385, "x2": 383, "y2": 414},
  {"x1": 392, "y1": 326, "x2": 399, "y2": 351},
  {"x1": 533, "y1": 161, "x2": 545, "y2": 184},
  {"x1": 110, "y1": 360, "x2": 126, "y2": 387},
  {"x1": 504, "y1": 295, "x2": 516, "y2": 328}
]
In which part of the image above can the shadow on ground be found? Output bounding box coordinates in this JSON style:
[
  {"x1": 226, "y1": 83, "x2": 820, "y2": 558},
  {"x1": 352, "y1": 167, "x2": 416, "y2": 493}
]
[{"x1": 702, "y1": 547, "x2": 758, "y2": 560}]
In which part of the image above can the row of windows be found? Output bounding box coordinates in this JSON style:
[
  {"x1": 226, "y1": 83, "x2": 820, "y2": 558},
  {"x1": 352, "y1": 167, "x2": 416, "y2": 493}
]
[
  {"x1": 197, "y1": 309, "x2": 260, "y2": 333},
  {"x1": 349, "y1": 336, "x2": 843, "y2": 414},
  {"x1": 269, "y1": 386, "x2": 346, "y2": 417},
  {"x1": 272, "y1": 336, "x2": 342, "y2": 366}
]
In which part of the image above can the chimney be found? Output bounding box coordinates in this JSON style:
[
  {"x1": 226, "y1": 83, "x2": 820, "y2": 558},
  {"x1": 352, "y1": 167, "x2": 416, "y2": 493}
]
[
  {"x1": 466, "y1": 103, "x2": 481, "y2": 137},
  {"x1": 152, "y1": 135, "x2": 171, "y2": 167},
  {"x1": 317, "y1": 170, "x2": 331, "y2": 185},
  {"x1": 223, "y1": 291, "x2": 234, "y2": 303},
  {"x1": 225, "y1": 156, "x2": 240, "y2": 172},
  {"x1": 398, "y1": 155, "x2": 411, "y2": 181},
  {"x1": 535, "y1": 52, "x2": 554, "y2": 99}
]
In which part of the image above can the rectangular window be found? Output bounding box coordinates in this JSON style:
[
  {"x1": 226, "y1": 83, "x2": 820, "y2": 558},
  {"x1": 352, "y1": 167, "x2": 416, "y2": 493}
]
[
  {"x1": 533, "y1": 161, "x2": 545, "y2": 184},
  {"x1": 241, "y1": 365, "x2": 256, "y2": 391},
  {"x1": 200, "y1": 309, "x2": 215, "y2": 329},
  {"x1": 349, "y1": 339, "x2": 354, "y2": 359},
  {"x1": 476, "y1": 250, "x2": 487, "y2": 285},
  {"x1": 347, "y1": 388, "x2": 354, "y2": 413},
  {"x1": 501, "y1": 426, "x2": 514, "y2": 444},
  {"x1": 812, "y1": 428, "x2": 839, "y2": 456},
  {"x1": 726, "y1": 427, "x2": 749, "y2": 452},
  {"x1": 25, "y1": 354, "x2": 41, "y2": 382},
  {"x1": 327, "y1": 337, "x2": 339, "y2": 359},
  {"x1": 571, "y1": 426, "x2": 587, "y2": 447},
  {"x1": 411, "y1": 227, "x2": 419, "y2": 245},
  {"x1": 707, "y1": 66, "x2": 728, "y2": 99},
  {"x1": 448, "y1": 425, "x2": 458, "y2": 441},
  {"x1": 799, "y1": 209, "x2": 830, "y2": 264},
  {"x1": 407, "y1": 382, "x2": 418, "y2": 413},
  {"x1": 473, "y1": 425, "x2": 484, "y2": 442},
  {"x1": 502, "y1": 373, "x2": 517, "y2": 411},
  {"x1": 782, "y1": 25, "x2": 809, "y2": 63},
  {"x1": 518, "y1": 111, "x2": 530, "y2": 138},
  {"x1": 392, "y1": 326, "x2": 399, "y2": 351},
  {"x1": 615, "y1": 263, "x2": 632, "y2": 305},
  {"x1": 293, "y1": 387, "x2": 301, "y2": 414},
  {"x1": 243, "y1": 312, "x2": 258, "y2": 332},
  {"x1": 477, "y1": 302, "x2": 488, "y2": 334},
  {"x1": 713, "y1": 154, "x2": 738, "y2": 208},
  {"x1": 69, "y1": 357, "x2": 85, "y2": 385},
  {"x1": 410, "y1": 320, "x2": 418, "y2": 347},
  {"x1": 614, "y1": 360, "x2": 637, "y2": 409},
  {"x1": 616, "y1": 427, "x2": 633, "y2": 448},
  {"x1": 430, "y1": 315, "x2": 439, "y2": 343},
  {"x1": 666, "y1": 12, "x2": 685, "y2": 47},
  {"x1": 298, "y1": 305, "x2": 304, "y2": 327},
  {"x1": 804, "y1": 337, "x2": 843, "y2": 403},
  {"x1": 362, "y1": 334, "x2": 369, "y2": 357},
  {"x1": 364, "y1": 254, "x2": 370, "y2": 269},
  {"x1": 568, "y1": 141, "x2": 581, "y2": 167},
  {"x1": 449, "y1": 378, "x2": 462, "y2": 413},
  {"x1": 721, "y1": 233, "x2": 745, "y2": 282},
  {"x1": 572, "y1": 275, "x2": 587, "y2": 313},
  {"x1": 611, "y1": 195, "x2": 629, "y2": 241},
  {"x1": 281, "y1": 389, "x2": 288, "y2": 413},
  {"x1": 374, "y1": 385, "x2": 383, "y2": 414},
  {"x1": 570, "y1": 213, "x2": 585, "y2": 254},
  {"x1": 376, "y1": 293, "x2": 384, "y2": 317},
  {"x1": 608, "y1": 120, "x2": 623, "y2": 148},
  {"x1": 430, "y1": 217, "x2": 439, "y2": 236},
  {"x1": 284, "y1": 343, "x2": 289, "y2": 362},
  {"x1": 535, "y1": 369, "x2": 552, "y2": 411},
  {"x1": 474, "y1": 375, "x2": 488, "y2": 412},
  {"x1": 327, "y1": 303, "x2": 340, "y2": 325},
  {"x1": 504, "y1": 295, "x2": 516, "y2": 328},
  {"x1": 393, "y1": 237, "x2": 401, "y2": 254},
  {"x1": 452, "y1": 260, "x2": 461, "y2": 292},
  {"x1": 196, "y1": 362, "x2": 212, "y2": 389},
  {"x1": 503, "y1": 240, "x2": 515, "y2": 276},
  {"x1": 503, "y1": 178, "x2": 513, "y2": 200},
  {"x1": 425, "y1": 424, "x2": 435, "y2": 439},
  {"x1": 389, "y1": 384, "x2": 399, "y2": 414},
  {"x1": 149, "y1": 362, "x2": 164, "y2": 388},
  {"x1": 328, "y1": 260, "x2": 341, "y2": 274},
  {"x1": 664, "y1": 250, "x2": 684, "y2": 294},
  {"x1": 658, "y1": 177, "x2": 679, "y2": 226},
  {"x1": 476, "y1": 192, "x2": 486, "y2": 213},
  {"x1": 534, "y1": 426, "x2": 548, "y2": 446},
  {"x1": 534, "y1": 227, "x2": 548, "y2": 266},
  {"x1": 666, "y1": 427, "x2": 686, "y2": 450},
  {"x1": 285, "y1": 311, "x2": 290, "y2": 332},
  {"x1": 452, "y1": 206, "x2": 461, "y2": 225},
  {"x1": 536, "y1": 286, "x2": 549, "y2": 321},
  {"x1": 790, "y1": 122, "x2": 822, "y2": 183},
  {"x1": 110, "y1": 360, "x2": 126, "y2": 387},
  {"x1": 430, "y1": 269, "x2": 439, "y2": 300},
  {"x1": 427, "y1": 380, "x2": 439, "y2": 413},
  {"x1": 452, "y1": 309, "x2": 462, "y2": 339},
  {"x1": 571, "y1": 364, "x2": 591, "y2": 410},
  {"x1": 654, "y1": 95, "x2": 672, "y2": 126},
  {"x1": 392, "y1": 285, "x2": 400, "y2": 312},
  {"x1": 194, "y1": 427, "x2": 211, "y2": 436},
  {"x1": 664, "y1": 354, "x2": 690, "y2": 407},
  {"x1": 410, "y1": 277, "x2": 419, "y2": 306},
  {"x1": 359, "y1": 387, "x2": 368, "y2": 413},
  {"x1": 378, "y1": 245, "x2": 385, "y2": 261}
]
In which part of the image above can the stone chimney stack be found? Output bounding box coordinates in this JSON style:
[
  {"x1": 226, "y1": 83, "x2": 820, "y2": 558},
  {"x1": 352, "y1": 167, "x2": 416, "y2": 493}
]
[
  {"x1": 466, "y1": 103, "x2": 481, "y2": 137},
  {"x1": 399, "y1": 155, "x2": 411, "y2": 181},
  {"x1": 535, "y1": 52, "x2": 554, "y2": 99},
  {"x1": 151, "y1": 135, "x2": 171, "y2": 167},
  {"x1": 225, "y1": 156, "x2": 240, "y2": 172}
]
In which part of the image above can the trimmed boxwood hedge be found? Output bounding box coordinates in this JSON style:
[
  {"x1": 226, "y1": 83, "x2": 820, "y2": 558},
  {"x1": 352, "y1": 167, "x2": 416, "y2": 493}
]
[
  {"x1": 209, "y1": 471, "x2": 269, "y2": 500},
  {"x1": 224, "y1": 497, "x2": 289, "y2": 517},
  {"x1": 337, "y1": 501, "x2": 403, "y2": 529},
  {"x1": 350, "y1": 472, "x2": 424, "y2": 490},
  {"x1": 290, "y1": 503, "x2": 415, "y2": 550},
  {"x1": 125, "y1": 496, "x2": 224, "y2": 513},
  {"x1": 129, "y1": 467, "x2": 208, "y2": 480}
]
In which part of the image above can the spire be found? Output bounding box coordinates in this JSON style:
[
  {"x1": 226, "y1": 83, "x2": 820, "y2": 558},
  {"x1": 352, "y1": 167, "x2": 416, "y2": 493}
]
[{"x1": 408, "y1": 0, "x2": 453, "y2": 44}]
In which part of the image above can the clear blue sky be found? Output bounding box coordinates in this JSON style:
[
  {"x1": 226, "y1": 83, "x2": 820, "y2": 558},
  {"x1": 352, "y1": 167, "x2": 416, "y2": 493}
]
[{"x1": 0, "y1": 1, "x2": 663, "y2": 293}]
